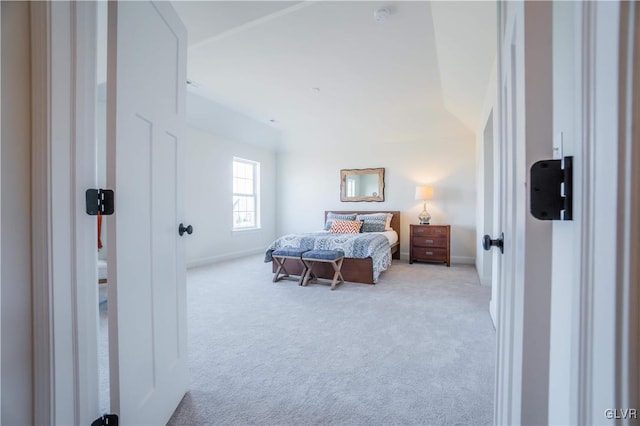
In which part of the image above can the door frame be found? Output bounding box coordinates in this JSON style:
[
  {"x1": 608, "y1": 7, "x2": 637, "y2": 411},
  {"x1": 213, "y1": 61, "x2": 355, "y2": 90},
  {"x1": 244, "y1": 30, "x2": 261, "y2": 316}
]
[
  {"x1": 0, "y1": 4, "x2": 3, "y2": 421},
  {"x1": 575, "y1": 1, "x2": 629, "y2": 422},
  {"x1": 616, "y1": 0, "x2": 640, "y2": 417},
  {"x1": 31, "y1": 2, "x2": 99, "y2": 424}
]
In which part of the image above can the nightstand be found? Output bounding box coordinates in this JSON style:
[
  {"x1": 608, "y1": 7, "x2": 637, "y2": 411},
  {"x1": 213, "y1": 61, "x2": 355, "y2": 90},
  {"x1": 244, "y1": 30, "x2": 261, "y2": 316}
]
[{"x1": 409, "y1": 224, "x2": 451, "y2": 266}]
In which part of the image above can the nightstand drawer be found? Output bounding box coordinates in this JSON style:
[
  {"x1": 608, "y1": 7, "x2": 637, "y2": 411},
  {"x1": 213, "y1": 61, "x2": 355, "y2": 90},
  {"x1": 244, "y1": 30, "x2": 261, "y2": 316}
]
[
  {"x1": 412, "y1": 248, "x2": 448, "y2": 262},
  {"x1": 412, "y1": 226, "x2": 449, "y2": 237},
  {"x1": 411, "y1": 236, "x2": 447, "y2": 248}
]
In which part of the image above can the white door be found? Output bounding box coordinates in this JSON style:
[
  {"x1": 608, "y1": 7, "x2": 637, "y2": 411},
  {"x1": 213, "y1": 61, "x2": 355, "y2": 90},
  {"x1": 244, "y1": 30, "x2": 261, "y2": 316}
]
[
  {"x1": 107, "y1": 2, "x2": 188, "y2": 424},
  {"x1": 494, "y1": 2, "x2": 555, "y2": 424},
  {"x1": 493, "y1": 9, "x2": 518, "y2": 422}
]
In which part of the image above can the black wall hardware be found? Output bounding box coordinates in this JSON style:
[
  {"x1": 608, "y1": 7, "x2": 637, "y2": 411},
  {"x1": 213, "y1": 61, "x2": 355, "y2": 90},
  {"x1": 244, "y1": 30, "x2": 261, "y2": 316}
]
[
  {"x1": 483, "y1": 233, "x2": 504, "y2": 254},
  {"x1": 179, "y1": 223, "x2": 193, "y2": 236},
  {"x1": 91, "y1": 414, "x2": 118, "y2": 426},
  {"x1": 530, "y1": 156, "x2": 573, "y2": 220},
  {"x1": 86, "y1": 189, "x2": 115, "y2": 216}
]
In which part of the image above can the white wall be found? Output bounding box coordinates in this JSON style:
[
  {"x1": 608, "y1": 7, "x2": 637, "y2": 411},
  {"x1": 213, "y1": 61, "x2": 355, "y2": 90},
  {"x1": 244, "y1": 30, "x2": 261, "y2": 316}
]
[
  {"x1": 276, "y1": 128, "x2": 477, "y2": 264},
  {"x1": 185, "y1": 93, "x2": 278, "y2": 267},
  {"x1": 1, "y1": 2, "x2": 34, "y2": 424}
]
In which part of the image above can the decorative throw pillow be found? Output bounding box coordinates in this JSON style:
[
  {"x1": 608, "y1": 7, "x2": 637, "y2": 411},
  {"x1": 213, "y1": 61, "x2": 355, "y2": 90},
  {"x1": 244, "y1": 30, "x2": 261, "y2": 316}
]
[
  {"x1": 324, "y1": 212, "x2": 357, "y2": 230},
  {"x1": 360, "y1": 220, "x2": 387, "y2": 232},
  {"x1": 329, "y1": 219, "x2": 363, "y2": 234},
  {"x1": 356, "y1": 213, "x2": 390, "y2": 232}
]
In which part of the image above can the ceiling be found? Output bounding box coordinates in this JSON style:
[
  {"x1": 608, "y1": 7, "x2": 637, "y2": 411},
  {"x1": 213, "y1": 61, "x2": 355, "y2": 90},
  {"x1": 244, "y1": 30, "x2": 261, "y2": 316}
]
[{"x1": 172, "y1": 1, "x2": 496, "y2": 152}]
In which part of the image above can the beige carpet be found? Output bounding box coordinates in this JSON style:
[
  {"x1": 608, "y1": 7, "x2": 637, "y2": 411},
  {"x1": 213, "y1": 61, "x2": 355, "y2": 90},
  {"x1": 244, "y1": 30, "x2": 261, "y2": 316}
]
[{"x1": 168, "y1": 255, "x2": 495, "y2": 425}]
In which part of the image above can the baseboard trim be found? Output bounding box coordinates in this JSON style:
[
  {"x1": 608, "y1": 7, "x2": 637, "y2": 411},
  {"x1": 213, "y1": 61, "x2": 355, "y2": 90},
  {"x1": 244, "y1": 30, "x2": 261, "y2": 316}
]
[
  {"x1": 451, "y1": 256, "x2": 476, "y2": 265},
  {"x1": 187, "y1": 248, "x2": 265, "y2": 269}
]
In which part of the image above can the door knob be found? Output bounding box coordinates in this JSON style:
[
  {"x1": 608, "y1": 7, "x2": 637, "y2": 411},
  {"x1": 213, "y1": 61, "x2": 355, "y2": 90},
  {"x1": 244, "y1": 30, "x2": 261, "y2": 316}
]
[
  {"x1": 482, "y1": 233, "x2": 504, "y2": 253},
  {"x1": 178, "y1": 223, "x2": 193, "y2": 236}
]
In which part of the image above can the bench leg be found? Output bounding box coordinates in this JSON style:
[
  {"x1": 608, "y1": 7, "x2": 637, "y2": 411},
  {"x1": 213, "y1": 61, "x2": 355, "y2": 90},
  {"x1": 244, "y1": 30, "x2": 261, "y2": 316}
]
[
  {"x1": 297, "y1": 262, "x2": 308, "y2": 285},
  {"x1": 301, "y1": 260, "x2": 314, "y2": 286},
  {"x1": 301, "y1": 258, "x2": 344, "y2": 290},
  {"x1": 330, "y1": 258, "x2": 345, "y2": 290},
  {"x1": 274, "y1": 256, "x2": 309, "y2": 284},
  {"x1": 272, "y1": 257, "x2": 284, "y2": 282}
]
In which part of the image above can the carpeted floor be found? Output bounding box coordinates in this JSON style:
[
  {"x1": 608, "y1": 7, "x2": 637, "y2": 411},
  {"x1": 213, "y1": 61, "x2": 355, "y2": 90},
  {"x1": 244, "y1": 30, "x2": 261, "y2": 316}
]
[{"x1": 167, "y1": 255, "x2": 495, "y2": 426}]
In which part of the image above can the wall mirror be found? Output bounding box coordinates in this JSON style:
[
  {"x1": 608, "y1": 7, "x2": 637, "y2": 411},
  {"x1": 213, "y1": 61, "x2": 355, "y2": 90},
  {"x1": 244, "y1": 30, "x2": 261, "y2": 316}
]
[{"x1": 340, "y1": 168, "x2": 385, "y2": 202}]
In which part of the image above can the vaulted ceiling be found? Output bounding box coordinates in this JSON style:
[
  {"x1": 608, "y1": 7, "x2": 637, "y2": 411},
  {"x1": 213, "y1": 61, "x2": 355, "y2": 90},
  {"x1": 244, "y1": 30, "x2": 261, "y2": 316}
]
[{"x1": 172, "y1": 1, "x2": 496, "y2": 151}]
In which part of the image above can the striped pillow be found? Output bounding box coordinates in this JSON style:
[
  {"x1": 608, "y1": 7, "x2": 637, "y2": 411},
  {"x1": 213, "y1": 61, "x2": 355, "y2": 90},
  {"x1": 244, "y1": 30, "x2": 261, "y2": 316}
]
[
  {"x1": 329, "y1": 219, "x2": 363, "y2": 234},
  {"x1": 324, "y1": 212, "x2": 357, "y2": 230}
]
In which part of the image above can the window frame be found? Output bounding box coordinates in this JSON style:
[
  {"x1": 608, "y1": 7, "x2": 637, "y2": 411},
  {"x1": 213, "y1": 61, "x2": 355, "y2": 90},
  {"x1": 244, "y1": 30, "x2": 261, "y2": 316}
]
[{"x1": 232, "y1": 157, "x2": 260, "y2": 231}]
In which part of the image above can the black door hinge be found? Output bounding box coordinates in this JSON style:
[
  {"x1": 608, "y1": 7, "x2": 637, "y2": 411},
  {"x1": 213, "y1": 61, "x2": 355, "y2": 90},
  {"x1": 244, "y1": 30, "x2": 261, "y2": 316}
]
[
  {"x1": 530, "y1": 156, "x2": 573, "y2": 220},
  {"x1": 91, "y1": 414, "x2": 118, "y2": 426},
  {"x1": 86, "y1": 189, "x2": 115, "y2": 216}
]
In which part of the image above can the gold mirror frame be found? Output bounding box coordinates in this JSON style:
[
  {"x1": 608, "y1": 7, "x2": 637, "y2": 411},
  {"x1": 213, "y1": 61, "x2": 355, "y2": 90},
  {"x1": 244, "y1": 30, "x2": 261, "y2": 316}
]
[{"x1": 340, "y1": 168, "x2": 385, "y2": 202}]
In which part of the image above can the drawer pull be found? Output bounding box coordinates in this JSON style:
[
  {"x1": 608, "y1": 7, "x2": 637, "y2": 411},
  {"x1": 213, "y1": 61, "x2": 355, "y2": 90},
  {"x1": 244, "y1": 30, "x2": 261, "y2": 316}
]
[
  {"x1": 426, "y1": 251, "x2": 433, "y2": 255},
  {"x1": 425, "y1": 239, "x2": 434, "y2": 244},
  {"x1": 415, "y1": 228, "x2": 424, "y2": 233},
  {"x1": 435, "y1": 229, "x2": 442, "y2": 233}
]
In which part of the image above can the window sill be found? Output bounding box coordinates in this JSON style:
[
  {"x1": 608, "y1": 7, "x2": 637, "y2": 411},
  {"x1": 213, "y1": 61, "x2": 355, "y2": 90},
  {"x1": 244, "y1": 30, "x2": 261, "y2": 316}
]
[{"x1": 232, "y1": 227, "x2": 261, "y2": 233}]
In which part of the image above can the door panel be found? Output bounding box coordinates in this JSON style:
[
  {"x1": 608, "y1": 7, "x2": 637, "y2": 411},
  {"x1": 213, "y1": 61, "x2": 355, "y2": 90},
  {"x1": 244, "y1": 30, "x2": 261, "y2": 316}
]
[
  {"x1": 107, "y1": 2, "x2": 187, "y2": 424},
  {"x1": 152, "y1": 132, "x2": 180, "y2": 365}
]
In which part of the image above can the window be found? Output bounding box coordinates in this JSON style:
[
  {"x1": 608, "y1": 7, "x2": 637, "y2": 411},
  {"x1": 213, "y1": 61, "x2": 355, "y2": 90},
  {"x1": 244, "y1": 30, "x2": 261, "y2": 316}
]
[{"x1": 232, "y1": 157, "x2": 260, "y2": 230}]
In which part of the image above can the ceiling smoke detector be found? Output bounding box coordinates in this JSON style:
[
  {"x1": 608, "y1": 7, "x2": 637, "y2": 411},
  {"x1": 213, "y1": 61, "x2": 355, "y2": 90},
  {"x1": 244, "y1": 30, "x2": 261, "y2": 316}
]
[{"x1": 373, "y1": 7, "x2": 390, "y2": 23}]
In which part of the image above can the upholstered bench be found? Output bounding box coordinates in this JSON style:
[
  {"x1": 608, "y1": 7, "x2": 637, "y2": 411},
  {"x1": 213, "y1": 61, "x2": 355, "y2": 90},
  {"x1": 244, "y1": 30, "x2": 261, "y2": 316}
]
[
  {"x1": 301, "y1": 249, "x2": 345, "y2": 290},
  {"x1": 272, "y1": 247, "x2": 310, "y2": 285}
]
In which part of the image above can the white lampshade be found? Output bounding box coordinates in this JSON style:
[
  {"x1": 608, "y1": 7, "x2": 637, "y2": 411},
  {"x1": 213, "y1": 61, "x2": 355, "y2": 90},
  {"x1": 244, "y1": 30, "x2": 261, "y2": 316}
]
[{"x1": 414, "y1": 185, "x2": 434, "y2": 201}]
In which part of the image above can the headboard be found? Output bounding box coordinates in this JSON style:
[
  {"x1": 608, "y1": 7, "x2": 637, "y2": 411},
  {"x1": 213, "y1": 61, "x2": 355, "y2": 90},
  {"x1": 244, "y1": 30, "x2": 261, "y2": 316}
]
[{"x1": 324, "y1": 210, "x2": 401, "y2": 253}]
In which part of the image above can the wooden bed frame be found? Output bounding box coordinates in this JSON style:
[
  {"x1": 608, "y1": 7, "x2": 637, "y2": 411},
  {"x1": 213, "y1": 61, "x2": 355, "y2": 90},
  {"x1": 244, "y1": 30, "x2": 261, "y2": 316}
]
[{"x1": 271, "y1": 211, "x2": 401, "y2": 285}]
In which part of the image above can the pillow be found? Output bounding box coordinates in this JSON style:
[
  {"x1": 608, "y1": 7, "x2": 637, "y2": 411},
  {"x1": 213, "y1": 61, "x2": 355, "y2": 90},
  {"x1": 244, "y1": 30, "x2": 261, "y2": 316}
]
[
  {"x1": 324, "y1": 212, "x2": 357, "y2": 230},
  {"x1": 330, "y1": 219, "x2": 363, "y2": 234},
  {"x1": 360, "y1": 220, "x2": 386, "y2": 233},
  {"x1": 385, "y1": 213, "x2": 393, "y2": 230},
  {"x1": 355, "y1": 212, "x2": 393, "y2": 230},
  {"x1": 356, "y1": 213, "x2": 391, "y2": 232}
]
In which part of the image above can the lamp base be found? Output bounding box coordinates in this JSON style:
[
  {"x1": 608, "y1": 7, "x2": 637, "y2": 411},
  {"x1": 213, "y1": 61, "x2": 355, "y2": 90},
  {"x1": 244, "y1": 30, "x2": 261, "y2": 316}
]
[{"x1": 418, "y1": 210, "x2": 431, "y2": 225}]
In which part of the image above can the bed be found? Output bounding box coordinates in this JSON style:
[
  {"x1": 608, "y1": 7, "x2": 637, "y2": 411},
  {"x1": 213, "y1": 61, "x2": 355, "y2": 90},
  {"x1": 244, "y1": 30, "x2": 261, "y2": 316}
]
[{"x1": 266, "y1": 211, "x2": 400, "y2": 284}]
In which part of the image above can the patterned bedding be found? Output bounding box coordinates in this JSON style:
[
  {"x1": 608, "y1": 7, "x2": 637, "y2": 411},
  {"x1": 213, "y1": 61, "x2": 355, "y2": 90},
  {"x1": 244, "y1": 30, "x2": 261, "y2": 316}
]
[{"x1": 264, "y1": 232, "x2": 392, "y2": 282}]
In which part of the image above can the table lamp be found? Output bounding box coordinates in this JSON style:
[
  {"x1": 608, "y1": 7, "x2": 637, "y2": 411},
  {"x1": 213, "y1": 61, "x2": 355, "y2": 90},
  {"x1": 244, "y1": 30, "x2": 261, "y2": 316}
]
[{"x1": 415, "y1": 185, "x2": 434, "y2": 224}]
